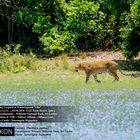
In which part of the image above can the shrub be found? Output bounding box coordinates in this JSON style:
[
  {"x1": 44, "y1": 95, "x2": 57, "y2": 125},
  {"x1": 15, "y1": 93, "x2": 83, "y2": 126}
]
[
  {"x1": 39, "y1": 0, "x2": 105, "y2": 55},
  {"x1": 0, "y1": 45, "x2": 41, "y2": 73},
  {"x1": 40, "y1": 30, "x2": 77, "y2": 55},
  {"x1": 120, "y1": 0, "x2": 140, "y2": 59},
  {"x1": 0, "y1": 54, "x2": 38, "y2": 73}
]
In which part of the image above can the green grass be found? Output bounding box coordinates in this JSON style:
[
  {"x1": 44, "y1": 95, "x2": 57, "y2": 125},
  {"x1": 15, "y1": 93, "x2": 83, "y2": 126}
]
[
  {"x1": 0, "y1": 51, "x2": 139, "y2": 90},
  {"x1": 0, "y1": 65, "x2": 140, "y2": 139},
  {"x1": 0, "y1": 53, "x2": 140, "y2": 139},
  {"x1": 0, "y1": 69, "x2": 139, "y2": 90}
]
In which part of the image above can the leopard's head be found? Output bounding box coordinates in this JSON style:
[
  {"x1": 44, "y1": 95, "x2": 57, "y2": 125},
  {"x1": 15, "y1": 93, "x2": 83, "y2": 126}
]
[{"x1": 75, "y1": 63, "x2": 82, "y2": 72}]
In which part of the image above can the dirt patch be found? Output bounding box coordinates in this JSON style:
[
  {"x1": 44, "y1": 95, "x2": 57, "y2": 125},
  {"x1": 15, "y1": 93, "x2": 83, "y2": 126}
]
[{"x1": 76, "y1": 51, "x2": 140, "y2": 61}]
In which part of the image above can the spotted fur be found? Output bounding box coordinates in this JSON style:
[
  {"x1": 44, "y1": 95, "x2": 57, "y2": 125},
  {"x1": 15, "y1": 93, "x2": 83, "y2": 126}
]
[{"x1": 75, "y1": 60, "x2": 136, "y2": 83}]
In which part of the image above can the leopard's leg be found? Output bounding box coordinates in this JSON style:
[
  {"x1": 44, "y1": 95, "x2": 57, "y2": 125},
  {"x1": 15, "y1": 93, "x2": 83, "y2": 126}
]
[
  {"x1": 108, "y1": 69, "x2": 119, "y2": 82},
  {"x1": 93, "y1": 74, "x2": 101, "y2": 83},
  {"x1": 85, "y1": 70, "x2": 92, "y2": 83}
]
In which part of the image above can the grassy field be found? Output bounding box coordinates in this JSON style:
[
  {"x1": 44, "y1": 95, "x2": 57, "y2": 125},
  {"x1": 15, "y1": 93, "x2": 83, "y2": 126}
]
[
  {"x1": 0, "y1": 56, "x2": 140, "y2": 140},
  {"x1": 0, "y1": 68, "x2": 139, "y2": 90}
]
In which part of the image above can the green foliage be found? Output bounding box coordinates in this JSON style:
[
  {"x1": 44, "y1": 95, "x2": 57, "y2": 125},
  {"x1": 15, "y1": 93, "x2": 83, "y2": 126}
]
[
  {"x1": 32, "y1": 16, "x2": 52, "y2": 34},
  {"x1": 120, "y1": 0, "x2": 140, "y2": 59},
  {"x1": 99, "y1": 0, "x2": 131, "y2": 15},
  {"x1": 0, "y1": 0, "x2": 139, "y2": 58},
  {"x1": 39, "y1": 0, "x2": 105, "y2": 54},
  {"x1": 95, "y1": 0, "x2": 131, "y2": 50},
  {"x1": 98, "y1": 15, "x2": 118, "y2": 50},
  {"x1": 64, "y1": 0, "x2": 105, "y2": 50},
  {"x1": 40, "y1": 29, "x2": 77, "y2": 55},
  {"x1": 0, "y1": 45, "x2": 40, "y2": 73},
  {"x1": 64, "y1": 1, "x2": 102, "y2": 33}
]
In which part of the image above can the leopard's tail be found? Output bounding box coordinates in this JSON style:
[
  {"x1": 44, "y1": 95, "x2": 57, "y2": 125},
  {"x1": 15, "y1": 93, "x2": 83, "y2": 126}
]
[{"x1": 119, "y1": 68, "x2": 137, "y2": 77}]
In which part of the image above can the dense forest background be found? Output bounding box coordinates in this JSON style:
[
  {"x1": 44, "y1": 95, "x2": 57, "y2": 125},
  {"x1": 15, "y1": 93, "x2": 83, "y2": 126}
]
[{"x1": 0, "y1": 0, "x2": 140, "y2": 59}]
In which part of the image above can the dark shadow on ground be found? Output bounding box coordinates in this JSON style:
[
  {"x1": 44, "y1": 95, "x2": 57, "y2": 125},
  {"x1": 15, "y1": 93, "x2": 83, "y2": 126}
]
[{"x1": 115, "y1": 60, "x2": 140, "y2": 71}]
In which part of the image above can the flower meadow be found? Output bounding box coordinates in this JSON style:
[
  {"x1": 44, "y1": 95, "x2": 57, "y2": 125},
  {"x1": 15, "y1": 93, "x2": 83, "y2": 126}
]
[{"x1": 0, "y1": 88, "x2": 140, "y2": 140}]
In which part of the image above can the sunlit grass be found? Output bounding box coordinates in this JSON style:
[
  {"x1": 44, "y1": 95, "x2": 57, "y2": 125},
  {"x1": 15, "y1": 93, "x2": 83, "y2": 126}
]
[
  {"x1": 0, "y1": 69, "x2": 139, "y2": 90},
  {"x1": 0, "y1": 53, "x2": 139, "y2": 90},
  {"x1": 0, "y1": 64, "x2": 139, "y2": 139},
  {"x1": 0, "y1": 55, "x2": 140, "y2": 139}
]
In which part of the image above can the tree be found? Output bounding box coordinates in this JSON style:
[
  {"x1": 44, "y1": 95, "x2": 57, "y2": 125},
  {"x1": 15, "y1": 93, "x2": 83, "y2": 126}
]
[
  {"x1": 39, "y1": 0, "x2": 105, "y2": 55},
  {"x1": 121, "y1": 0, "x2": 140, "y2": 59},
  {"x1": 0, "y1": 0, "x2": 13, "y2": 44}
]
